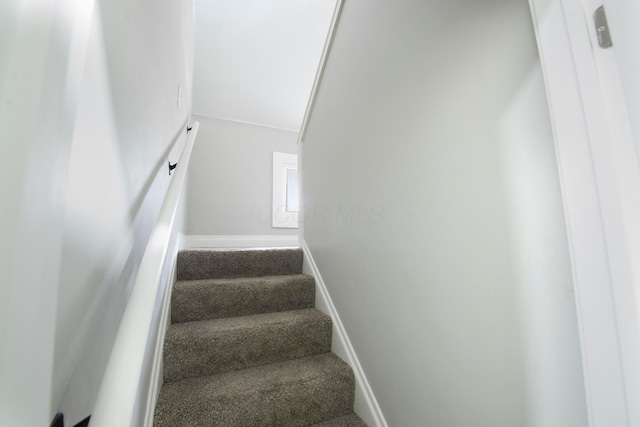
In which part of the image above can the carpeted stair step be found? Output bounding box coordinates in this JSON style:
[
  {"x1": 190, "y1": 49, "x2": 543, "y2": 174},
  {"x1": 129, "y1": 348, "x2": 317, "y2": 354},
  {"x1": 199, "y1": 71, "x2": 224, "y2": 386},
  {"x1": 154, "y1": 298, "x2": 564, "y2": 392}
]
[
  {"x1": 312, "y1": 413, "x2": 368, "y2": 426},
  {"x1": 171, "y1": 274, "x2": 315, "y2": 323},
  {"x1": 154, "y1": 353, "x2": 355, "y2": 427},
  {"x1": 177, "y1": 248, "x2": 303, "y2": 281},
  {"x1": 163, "y1": 309, "x2": 332, "y2": 383}
]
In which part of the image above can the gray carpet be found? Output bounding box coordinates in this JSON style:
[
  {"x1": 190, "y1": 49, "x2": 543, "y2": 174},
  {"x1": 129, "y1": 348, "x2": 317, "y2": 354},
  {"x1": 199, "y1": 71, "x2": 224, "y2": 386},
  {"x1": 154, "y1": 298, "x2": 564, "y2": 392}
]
[
  {"x1": 163, "y1": 309, "x2": 332, "y2": 383},
  {"x1": 177, "y1": 248, "x2": 304, "y2": 280},
  {"x1": 171, "y1": 274, "x2": 315, "y2": 323},
  {"x1": 312, "y1": 414, "x2": 369, "y2": 426},
  {"x1": 154, "y1": 248, "x2": 367, "y2": 426}
]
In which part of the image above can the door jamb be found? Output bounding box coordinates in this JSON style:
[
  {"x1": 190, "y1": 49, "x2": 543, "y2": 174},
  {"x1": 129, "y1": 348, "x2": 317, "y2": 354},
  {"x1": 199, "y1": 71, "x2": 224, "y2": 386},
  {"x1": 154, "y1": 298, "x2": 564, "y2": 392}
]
[{"x1": 528, "y1": 0, "x2": 640, "y2": 425}]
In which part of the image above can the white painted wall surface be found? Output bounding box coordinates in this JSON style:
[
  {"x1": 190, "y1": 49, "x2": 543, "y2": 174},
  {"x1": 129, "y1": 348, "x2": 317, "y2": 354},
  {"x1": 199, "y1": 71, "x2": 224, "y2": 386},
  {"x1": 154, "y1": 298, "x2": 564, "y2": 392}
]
[
  {"x1": 187, "y1": 115, "x2": 298, "y2": 236},
  {"x1": 0, "y1": 0, "x2": 194, "y2": 425},
  {"x1": 192, "y1": 0, "x2": 336, "y2": 131},
  {"x1": 301, "y1": 0, "x2": 587, "y2": 425},
  {"x1": 0, "y1": 0, "x2": 90, "y2": 425},
  {"x1": 604, "y1": 0, "x2": 640, "y2": 154}
]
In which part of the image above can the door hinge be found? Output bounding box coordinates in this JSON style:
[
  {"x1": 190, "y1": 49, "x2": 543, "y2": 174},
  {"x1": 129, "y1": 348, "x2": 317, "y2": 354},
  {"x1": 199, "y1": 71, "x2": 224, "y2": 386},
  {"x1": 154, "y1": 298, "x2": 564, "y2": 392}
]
[{"x1": 594, "y1": 5, "x2": 613, "y2": 48}]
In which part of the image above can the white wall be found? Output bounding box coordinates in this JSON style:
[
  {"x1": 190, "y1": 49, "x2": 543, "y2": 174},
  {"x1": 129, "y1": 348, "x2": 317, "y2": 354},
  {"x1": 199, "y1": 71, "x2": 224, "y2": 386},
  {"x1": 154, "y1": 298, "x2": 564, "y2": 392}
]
[
  {"x1": 192, "y1": 0, "x2": 336, "y2": 131},
  {"x1": 187, "y1": 115, "x2": 297, "y2": 236},
  {"x1": 301, "y1": 0, "x2": 587, "y2": 425},
  {"x1": 0, "y1": 0, "x2": 194, "y2": 425},
  {"x1": 1, "y1": 1, "x2": 85, "y2": 425},
  {"x1": 605, "y1": 0, "x2": 640, "y2": 154}
]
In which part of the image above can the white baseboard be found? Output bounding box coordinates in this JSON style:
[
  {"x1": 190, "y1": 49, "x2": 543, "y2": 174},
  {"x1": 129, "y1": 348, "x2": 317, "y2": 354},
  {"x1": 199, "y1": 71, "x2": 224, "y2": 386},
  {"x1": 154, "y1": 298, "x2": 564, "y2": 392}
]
[
  {"x1": 183, "y1": 235, "x2": 299, "y2": 249},
  {"x1": 301, "y1": 241, "x2": 388, "y2": 427},
  {"x1": 143, "y1": 247, "x2": 178, "y2": 427},
  {"x1": 177, "y1": 232, "x2": 186, "y2": 252}
]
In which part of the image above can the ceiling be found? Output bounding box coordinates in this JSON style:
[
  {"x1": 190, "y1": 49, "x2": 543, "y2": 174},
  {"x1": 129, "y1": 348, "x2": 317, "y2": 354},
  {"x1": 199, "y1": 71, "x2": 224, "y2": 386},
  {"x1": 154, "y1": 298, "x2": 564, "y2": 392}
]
[{"x1": 192, "y1": 0, "x2": 337, "y2": 131}]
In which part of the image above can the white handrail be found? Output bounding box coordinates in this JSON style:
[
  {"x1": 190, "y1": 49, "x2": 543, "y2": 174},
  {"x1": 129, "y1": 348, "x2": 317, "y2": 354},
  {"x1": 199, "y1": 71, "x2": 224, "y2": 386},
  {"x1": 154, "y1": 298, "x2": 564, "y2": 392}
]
[{"x1": 91, "y1": 121, "x2": 199, "y2": 427}]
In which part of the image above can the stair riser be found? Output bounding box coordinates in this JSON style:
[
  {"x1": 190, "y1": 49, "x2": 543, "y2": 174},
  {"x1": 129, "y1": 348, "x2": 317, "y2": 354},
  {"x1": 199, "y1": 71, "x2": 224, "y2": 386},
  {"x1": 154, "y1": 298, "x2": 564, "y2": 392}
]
[
  {"x1": 177, "y1": 249, "x2": 303, "y2": 280},
  {"x1": 163, "y1": 317, "x2": 332, "y2": 383},
  {"x1": 171, "y1": 276, "x2": 315, "y2": 323}
]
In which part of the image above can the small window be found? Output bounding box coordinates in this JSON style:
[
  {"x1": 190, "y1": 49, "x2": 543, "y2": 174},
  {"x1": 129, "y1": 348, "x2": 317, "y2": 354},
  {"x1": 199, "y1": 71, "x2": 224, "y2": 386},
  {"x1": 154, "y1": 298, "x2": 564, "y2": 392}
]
[
  {"x1": 285, "y1": 168, "x2": 299, "y2": 213},
  {"x1": 272, "y1": 152, "x2": 298, "y2": 228}
]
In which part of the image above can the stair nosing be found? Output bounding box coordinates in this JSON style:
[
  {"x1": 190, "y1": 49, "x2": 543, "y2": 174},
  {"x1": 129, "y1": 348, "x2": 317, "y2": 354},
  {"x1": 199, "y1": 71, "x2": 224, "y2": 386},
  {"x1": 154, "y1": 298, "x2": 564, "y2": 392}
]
[
  {"x1": 163, "y1": 308, "x2": 333, "y2": 383},
  {"x1": 160, "y1": 352, "x2": 351, "y2": 392},
  {"x1": 166, "y1": 308, "x2": 331, "y2": 334},
  {"x1": 155, "y1": 353, "x2": 355, "y2": 426},
  {"x1": 174, "y1": 273, "x2": 314, "y2": 286}
]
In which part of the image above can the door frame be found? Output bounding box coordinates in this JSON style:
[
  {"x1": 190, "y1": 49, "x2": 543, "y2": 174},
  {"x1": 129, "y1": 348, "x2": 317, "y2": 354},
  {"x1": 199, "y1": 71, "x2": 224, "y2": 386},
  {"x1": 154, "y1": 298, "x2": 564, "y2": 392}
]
[{"x1": 528, "y1": 0, "x2": 640, "y2": 425}]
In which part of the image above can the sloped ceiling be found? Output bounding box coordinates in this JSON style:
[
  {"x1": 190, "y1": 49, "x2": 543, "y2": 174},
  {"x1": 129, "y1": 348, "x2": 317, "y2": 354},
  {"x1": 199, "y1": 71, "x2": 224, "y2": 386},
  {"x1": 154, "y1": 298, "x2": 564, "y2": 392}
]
[{"x1": 192, "y1": 0, "x2": 336, "y2": 131}]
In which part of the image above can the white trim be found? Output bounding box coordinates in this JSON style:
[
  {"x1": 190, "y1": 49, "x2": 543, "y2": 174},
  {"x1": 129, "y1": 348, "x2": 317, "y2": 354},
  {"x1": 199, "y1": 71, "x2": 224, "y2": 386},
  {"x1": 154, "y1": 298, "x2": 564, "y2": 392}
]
[
  {"x1": 296, "y1": 0, "x2": 344, "y2": 278},
  {"x1": 298, "y1": 0, "x2": 345, "y2": 144},
  {"x1": 177, "y1": 231, "x2": 187, "y2": 252},
  {"x1": 91, "y1": 122, "x2": 200, "y2": 427},
  {"x1": 580, "y1": 1, "x2": 640, "y2": 423},
  {"x1": 295, "y1": 5, "x2": 384, "y2": 422},
  {"x1": 183, "y1": 235, "x2": 299, "y2": 249},
  {"x1": 143, "y1": 253, "x2": 177, "y2": 427},
  {"x1": 272, "y1": 152, "x2": 299, "y2": 229},
  {"x1": 191, "y1": 113, "x2": 299, "y2": 134},
  {"x1": 297, "y1": 130, "x2": 305, "y2": 247},
  {"x1": 302, "y1": 241, "x2": 388, "y2": 427},
  {"x1": 528, "y1": 0, "x2": 633, "y2": 425}
]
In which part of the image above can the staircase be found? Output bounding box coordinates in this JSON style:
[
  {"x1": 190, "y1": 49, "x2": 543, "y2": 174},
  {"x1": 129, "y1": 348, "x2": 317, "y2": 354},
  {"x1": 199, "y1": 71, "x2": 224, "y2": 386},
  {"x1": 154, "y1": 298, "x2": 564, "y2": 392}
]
[{"x1": 153, "y1": 248, "x2": 367, "y2": 426}]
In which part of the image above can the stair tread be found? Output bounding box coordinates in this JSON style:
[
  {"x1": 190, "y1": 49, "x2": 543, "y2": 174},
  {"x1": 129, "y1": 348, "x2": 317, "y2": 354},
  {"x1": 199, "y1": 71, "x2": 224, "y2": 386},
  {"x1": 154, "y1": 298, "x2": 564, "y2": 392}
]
[
  {"x1": 164, "y1": 309, "x2": 332, "y2": 382},
  {"x1": 177, "y1": 248, "x2": 303, "y2": 281},
  {"x1": 154, "y1": 353, "x2": 355, "y2": 427},
  {"x1": 175, "y1": 272, "x2": 313, "y2": 285},
  {"x1": 312, "y1": 413, "x2": 368, "y2": 426},
  {"x1": 168, "y1": 308, "x2": 330, "y2": 335},
  {"x1": 172, "y1": 274, "x2": 315, "y2": 323}
]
